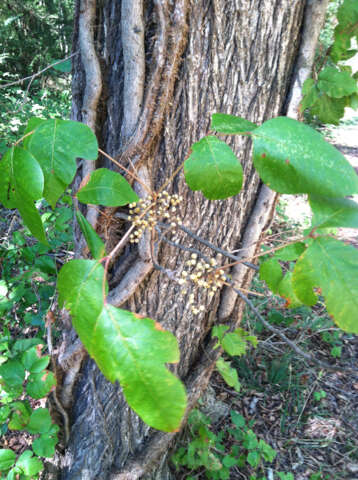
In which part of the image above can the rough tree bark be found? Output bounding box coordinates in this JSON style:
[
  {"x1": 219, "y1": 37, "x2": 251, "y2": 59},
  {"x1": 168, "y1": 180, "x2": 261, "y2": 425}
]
[{"x1": 52, "y1": 1, "x2": 329, "y2": 478}]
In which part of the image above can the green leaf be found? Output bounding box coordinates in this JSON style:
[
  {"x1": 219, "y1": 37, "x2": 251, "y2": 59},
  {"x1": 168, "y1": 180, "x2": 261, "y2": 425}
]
[
  {"x1": 252, "y1": 117, "x2": 358, "y2": 195},
  {"x1": 0, "y1": 360, "x2": 25, "y2": 386},
  {"x1": 8, "y1": 402, "x2": 31, "y2": 430},
  {"x1": 293, "y1": 237, "x2": 358, "y2": 332},
  {"x1": 247, "y1": 450, "x2": 260, "y2": 468},
  {"x1": 274, "y1": 242, "x2": 306, "y2": 261},
  {"x1": 76, "y1": 168, "x2": 138, "y2": 206},
  {"x1": 26, "y1": 408, "x2": 53, "y2": 434},
  {"x1": 0, "y1": 406, "x2": 10, "y2": 423},
  {"x1": 0, "y1": 450, "x2": 16, "y2": 471},
  {"x1": 277, "y1": 272, "x2": 303, "y2": 309},
  {"x1": 32, "y1": 432, "x2": 58, "y2": 458},
  {"x1": 349, "y1": 92, "x2": 358, "y2": 110},
  {"x1": 0, "y1": 147, "x2": 44, "y2": 206},
  {"x1": 258, "y1": 440, "x2": 277, "y2": 462},
  {"x1": 57, "y1": 259, "x2": 186, "y2": 432},
  {"x1": 311, "y1": 94, "x2": 345, "y2": 125},
  {"x1": 184, "y1": 136, "x2": 243, "y2": 200},
  {"x1": 230, "y1": 410, "x2": 245, "y2": 428},
  {"x1": 221, "y1": 331, "x2": 247, "y2": 357},
  {"x1": 211, "y1": 114, "x2": 258, "y2": 134},
  {"x1": 17, "y1": 192, "x2": 48, "y2": 244},
  {"x1": 317, "y1": 67, "x2": 357, "y2": 98},
  {"x1": 216, "y1": 358, "x2": 241, "y2": 393},
  {"x1": 222, "y1": 455, "x2": 238, "y2": 468},
  {"x1": 23, "y1": 117, "x2": 47, "y2": 149},
  {"x1": 300, "y1": 78, "x2": 319, "y2": 111},
  {"x1": 16, "y1": 450, "x2": 43, "y2": 476},
  {"x1": 13, "y1": 339, "x2": 42, "y2": 354},
  {"x1": 26, "y1": 371, "x2": 56, "y2": 399},
  {"x1": 26, "y1": 119, "x2": 98, "y2": 207},
  {"x1": 34, "y1": 256, "x2": 57, "y2": 274},
  {"x1": 0, "y1": 148, "x2": 47, "y2": 243},
  {"x1": 309, "y1": 195, "x2": 358, "y2": 230},
  {"x1": 21, "y1": 347, "x2": 49, "y2": 373},
  {"x1": 52, "y1": 58, "x2": 72, "y2": 73},
  {"x1": 58, "y1": 260, "x2": 105, "y2": 329},
  {"x1": 259, "y1": 258, "x2": 283, "y2": 293},
  {"x1": 212, "y1": 325, "x2": 230, "y2": 345},
  {"x1": 76, "y1": 210, "x2": 106, "y2": 260},
  {"x1": 243, "y1": 430, "x2": 259, "y2": 450}
]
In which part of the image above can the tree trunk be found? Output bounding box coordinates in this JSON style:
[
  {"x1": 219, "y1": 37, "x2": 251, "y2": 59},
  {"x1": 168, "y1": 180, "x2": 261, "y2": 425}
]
[{"x1": 52, "y1": 1, "x2": 328, "y2": 478}]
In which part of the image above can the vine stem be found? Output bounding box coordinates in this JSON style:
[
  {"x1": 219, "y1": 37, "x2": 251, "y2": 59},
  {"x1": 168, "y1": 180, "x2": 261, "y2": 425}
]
[
  {"x1": 102, "y1": 224, "x2": 135, "y2": 303},
  {"x1": 99, "y1": 148, "x2": 152, "y2": 195},
  {"x1": 13, "y1": 130, "x2": 34, "y2": 146},
  {"x1": 219, "y1": 235, "x2": 307, "y2": 272}
]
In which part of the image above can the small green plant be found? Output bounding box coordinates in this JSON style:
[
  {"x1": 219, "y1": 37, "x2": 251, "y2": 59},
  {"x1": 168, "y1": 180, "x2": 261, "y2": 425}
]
[
  {"x1": 172, "y1": 409, "x2": 277, "y2": 479},
  {"x1": 301, "y1": 0, "x2": 358, "y2": 125},
  {"x1": 277, "y1": 473, "x2": 294, "y2": 480},
  {"x1": 313, "y1": 389, "x2": 327, "y2": 402},
  {"x1": 0, "y1": 337, "x2": 59, "y2": 478}
]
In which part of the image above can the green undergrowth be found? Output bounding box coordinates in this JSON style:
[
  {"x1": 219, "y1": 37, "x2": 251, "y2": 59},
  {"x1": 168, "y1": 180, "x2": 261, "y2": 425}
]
[
  {"x1": 0, "y1": 81, "x2": 71, "y2": 153},
  {"x1": 0, "y1": 198, "x2": 73, "y2": 478}
]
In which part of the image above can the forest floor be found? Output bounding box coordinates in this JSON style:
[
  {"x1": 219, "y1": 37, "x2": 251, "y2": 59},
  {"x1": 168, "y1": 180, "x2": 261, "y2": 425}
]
[{"x1": 173, "y1": 115, "x2": 358, "y2": 480}]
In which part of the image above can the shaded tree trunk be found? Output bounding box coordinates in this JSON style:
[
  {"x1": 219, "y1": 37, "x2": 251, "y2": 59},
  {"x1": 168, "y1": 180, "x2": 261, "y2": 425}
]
[{"x1": 52, "y1": 1, "x2": 328, "y2": 478}]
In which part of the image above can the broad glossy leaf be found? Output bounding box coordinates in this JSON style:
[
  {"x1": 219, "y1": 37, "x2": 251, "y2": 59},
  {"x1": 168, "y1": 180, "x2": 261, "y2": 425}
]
[
  {"x1": 274, "y1": 242, "x2": 306, "y2": 261},
  {"x1": 26, "y1": 119, "x2": 98, "y2": 207},
  {"x1": 16, "y1": 450, "x2": 43, "y2": 476},
  {"x1": 21, "y1": 347, "x2": 49, "y2": 373},
  {"x1": 17, "y1": 190, "x2": 48, "y2": 244},
  {"x1": 259, "y1": 258, "x2": 283, "y2": 293},
  {"x1": 58, "y1": 259, "x2": 186, "y2": 432},
  {"x1": 26, "y1": 408, "x2": 53, "y2": 434},
  {"x1": 8, "y1": 402, "x2": 31, "y2": 430},
  {"x1": 76, "y1": 210, "x2": 106, "y2": 259},
  {"x1": 184, "y1": 136, "x2": 243, "y2": 200},
  {"x1": 317, "y1": 67, "x2": 357, "y2": 98},
  {"x1": 293, "y1": 237, "x2": 358, "y2": 332},
  {"x1": 0, "y1": 359, "x2": 25, "y2": 386},
  {"x1": 212, "y1": 324, "x2": 230, "y2": 344},
  {"x1": 77, "y1": 168, "x2": 138, "y2": 206},
  {"x1": 23, "y1": 117, "x2": 47, "y2": 149},
  {"x1": 253, "y1": 117, "x2": 358, "y2": 195},
  {"x1": 92, "y1": 305, "x2": 186, "y2": 431},
  {"x1": 0, "y1": 147, "x2": 43, "y2": 208},
  {"x1": 216, "y1": 358, "x2": 241, "y2": 393},
  {"x1": 311, "y1": 94, "x2": 345, "y2": 125},
  {"x1": 337, "y1": 0, "x2": 358, "y2": 25},
  {"x1": 33, "y1": 432, "x2": 58, "y2": 458},
  {"x1": 277, "y1": 272, "x2": 303, "y2": 309},
  {"x1": 309, "y1": 195, "x2": 358, "y2": 229},
  {"x1": 0, "y1": 449, "x2": 16, "y2": 471},
  {"x1": 26, "y1": 371, "x2": 56, "y2": 399},
  {"x1": 211, "y1": 114, "x2": 257, "y2": 134},
  {"x1": 300, "y1": 79, "x2": 319, "y2": 111},
  {"x1": 58, "y1": 259, "x2": 105, "y2": 328},
  {"x1": 0, "y1": 148, "x2": 47, "y2": 243}
]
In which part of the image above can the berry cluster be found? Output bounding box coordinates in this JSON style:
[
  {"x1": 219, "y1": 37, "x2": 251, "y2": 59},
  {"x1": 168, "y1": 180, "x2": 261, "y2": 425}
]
[
  {"x1": 178, "y1": 254, "x2": 227, "y2": 315},
  {"x1": 128, "y1": 191, "x2": 183, "y2": 243}
]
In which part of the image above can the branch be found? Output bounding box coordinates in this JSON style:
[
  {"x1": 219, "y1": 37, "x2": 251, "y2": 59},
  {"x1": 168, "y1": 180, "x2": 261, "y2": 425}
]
[
  {"x1": 0, "y1": 53, "x2": 78, "y2": 90},
  {"x1": 231, "y1": 285, "x2": 358, "y2": 376}
]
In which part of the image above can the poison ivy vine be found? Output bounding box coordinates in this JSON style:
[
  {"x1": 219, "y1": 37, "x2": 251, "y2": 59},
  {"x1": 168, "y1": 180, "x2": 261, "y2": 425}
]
[{"x1": 0, "y1": 105, "x2": 357, "y2": 453}]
